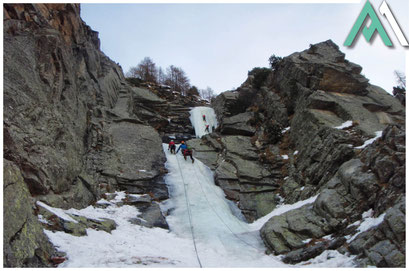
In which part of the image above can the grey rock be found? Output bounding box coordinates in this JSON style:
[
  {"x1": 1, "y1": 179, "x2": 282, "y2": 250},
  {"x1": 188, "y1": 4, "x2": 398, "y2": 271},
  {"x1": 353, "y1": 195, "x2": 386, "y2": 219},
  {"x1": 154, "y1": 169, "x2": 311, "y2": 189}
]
[
  {"x1": 131, "y1": 87, "x2": 166, "y2": 104},
  {"x1": 221, "y1": 112, "x2": 256, "y2": 136},
  {"x1": 260, "y1": 204, "x2": 329, "y2": 255},
  {"x1": 230, "y1": 155, "x2": 268, "y2": 181},
  {"x1": 384, "y1": 250, "x2": 405, "y2": 268},
  {"x1": 221, "y1": 136, "x2": 258, "y2": 160},
  {"x1": 202, "y1": 134, "x2": 223, "y2": 151},
  {"x1": 124, "y1": 194, "x2": 152, "y2": 206},
  {"x1": 211, "y1": 90, "x2": 240, "y2": 123},
  {"x1": 187, "y1": 138, "x2": 216, "y2": 152},
  {"x1": 282, "y1": 242, "x2": 326, "y2": 264},
  {"x1": 286, "y1": 206, "x2": 326, "y2": 238},
  {"x1": 129, "y1": 202, "x2": 169, "y2": 229},
  {"x1": 260, "y1": 216, "x2": 292, "y2": 254},
  {"x1": 71, "y1": 215, "x2": 117, "y2": 234},
  {"x1": 103, "y1": 122, "x2": 168, "y2": 200},
  {"x1": 239, "y1": 192, "x2": 278, "y2": 221},
  {"x1": 215, "y1": 160, "x2": 238, "y2": 180},
  {"x1": 314, "y1": 189, "x2": 348, "y2": 220},
  {"x1": 367, "y1": 240, "x2": 397, "y2": 267},
  {"x1": 382, "y1": 198, "x2": 405, "y2": 243},
  {"x1": 3, "y1": 160, "x2": 55, "y2": 267},
  {"x1": 348, "y1": 229, "x2": 378, "y2": 255},
  {"x1": 3, "y1": 4, "x2": 172, "y2": 266},
  {"x1": 374, "y1": 157, "x2": 396, "y2": 183}
]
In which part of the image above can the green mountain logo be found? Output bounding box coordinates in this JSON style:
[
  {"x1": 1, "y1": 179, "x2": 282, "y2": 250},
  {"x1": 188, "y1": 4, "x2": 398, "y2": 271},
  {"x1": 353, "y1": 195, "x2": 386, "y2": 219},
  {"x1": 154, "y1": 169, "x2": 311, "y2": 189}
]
[{"x1": 345, "y1": 0, "x2": 408, "y2": 47}]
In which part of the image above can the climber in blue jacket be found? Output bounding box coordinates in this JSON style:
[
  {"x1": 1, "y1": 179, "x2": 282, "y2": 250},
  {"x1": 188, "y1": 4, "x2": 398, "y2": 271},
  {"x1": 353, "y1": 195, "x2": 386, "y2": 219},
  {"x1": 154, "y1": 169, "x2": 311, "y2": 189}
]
[{"x1": 176, "y1": 141, "x2": 194, "y2": 163}]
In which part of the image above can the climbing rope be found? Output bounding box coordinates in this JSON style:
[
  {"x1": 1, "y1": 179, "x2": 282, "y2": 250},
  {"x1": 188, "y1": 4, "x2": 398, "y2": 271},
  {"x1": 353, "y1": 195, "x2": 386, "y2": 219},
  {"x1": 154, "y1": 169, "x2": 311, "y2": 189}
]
[
  {"x1": 190, "y1": 161, "x2": 268, "y2": 254},
  {"x1": 175, "y1": 154, "x2": 203, "y2": 268},
  {"x1": 194, "y1": 162, "x2": 253, "y2": 233}
]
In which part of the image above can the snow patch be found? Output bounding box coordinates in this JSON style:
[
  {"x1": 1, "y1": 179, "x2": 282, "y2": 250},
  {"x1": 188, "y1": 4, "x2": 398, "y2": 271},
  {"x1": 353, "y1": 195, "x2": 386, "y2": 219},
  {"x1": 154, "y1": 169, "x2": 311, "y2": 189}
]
[
  {"x1": 96, "y1": 198, "x2": 111, "y2": 205},
  {"x1": 355, "y1": 131, "x2": 383, "y2": 149},
  {"x1": 281, "y1": 154, "x2": 289, "y2": 160},
  {"x1": 36, "y1": 201, "x2": 77, "y2": 223},
  {"x1": 347, "y1": 220, "x2": 361, "y2": 228},
  {"x1": 282, "y1": 127, "x2": 290, "y2": 134},
  {"x1": 293, "y1": 150, "x2": 299, "y2": 155},
  {"x1": 108, "y1": 191, "x2": 127, "y2": 203},
  {"x1": 37, "y1": 214, "x2": 50, "y2": 224},
  {"x1": 296, "y1": 250, "x2": 356, "y2": 267},
  {"x1": 334, "y1": 120, "x2": 353, "y2": 129},
  {"x1": 43, "y1": 204, "x2": 194, "y2": 267},
  {"x1": 249, "y1": 195, "x2": 318, "y2": 230},
  {"x1": 347, "y1": 210, "x2": 385, "y2": 243}
]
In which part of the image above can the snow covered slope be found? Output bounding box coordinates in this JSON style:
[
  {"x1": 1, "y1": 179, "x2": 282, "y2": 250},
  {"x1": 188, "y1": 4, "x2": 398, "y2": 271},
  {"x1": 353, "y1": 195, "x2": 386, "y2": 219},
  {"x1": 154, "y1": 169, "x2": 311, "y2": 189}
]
[
  {"x1": 189, "y1": 106, "x2": 218, "y2": 138},
  {"x1": 38, "y1": 145, "x2": 356, "y2": 267}
]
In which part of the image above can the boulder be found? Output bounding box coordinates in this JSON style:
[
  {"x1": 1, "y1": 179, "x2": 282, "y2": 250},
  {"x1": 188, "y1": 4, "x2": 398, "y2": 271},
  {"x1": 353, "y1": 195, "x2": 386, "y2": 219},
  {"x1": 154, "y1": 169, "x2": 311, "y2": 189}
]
[
  {"x1": 129, "y1": 202, "x2": 169, "y2": 229},
  {"x1": 260, "y1": 204, "x2": 331, "y2": 256},
  {"x1": 3, "y1": 160, "x2": 55, "y2": 267},
  {"x1": 211, "y1": 90, "x2": 241, "y2": 122},
  {"x1": 103, "y1": 122, "x2": 168, "y2": 200},
  {"x1": 239, "y1": 192, "x2": 278, "y2": 222},
  {"x1": 37, "y1": 203, "x2": 117, "y2": 236},
  {"x1": 221, "y1": 112, "x2": 256, "y2": 136},
  {"x1": 230, "y1": 155, "x2": 268, "y2": 181},
  {"x1": 221, "y1": 136, "x2": 258, "y2": 160}
]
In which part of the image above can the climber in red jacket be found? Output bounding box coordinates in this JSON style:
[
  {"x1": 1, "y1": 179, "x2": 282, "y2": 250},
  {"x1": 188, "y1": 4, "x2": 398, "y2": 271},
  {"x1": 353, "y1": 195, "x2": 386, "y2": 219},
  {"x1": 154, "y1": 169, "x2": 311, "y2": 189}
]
[{"x1": 168, "y1": 140, "x2": 176, "y2": 154}]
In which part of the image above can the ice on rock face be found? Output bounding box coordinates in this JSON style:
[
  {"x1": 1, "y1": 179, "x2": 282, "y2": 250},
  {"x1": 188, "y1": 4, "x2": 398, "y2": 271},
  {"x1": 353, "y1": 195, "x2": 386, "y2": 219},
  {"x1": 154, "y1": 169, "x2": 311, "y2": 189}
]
[
  {"x1": 189, "y1": 107, "x2": 218, "y2": 138},
  {"x1": 161, "y1": 143, "x2": 285, "y2": 267}
]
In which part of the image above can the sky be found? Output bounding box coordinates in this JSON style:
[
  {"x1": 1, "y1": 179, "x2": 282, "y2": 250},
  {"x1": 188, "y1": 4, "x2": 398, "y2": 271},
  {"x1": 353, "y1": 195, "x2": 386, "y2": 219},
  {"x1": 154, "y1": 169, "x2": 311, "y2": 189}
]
[{"x1": 81, "y1": 0, "x2": 408, "y2": 94}]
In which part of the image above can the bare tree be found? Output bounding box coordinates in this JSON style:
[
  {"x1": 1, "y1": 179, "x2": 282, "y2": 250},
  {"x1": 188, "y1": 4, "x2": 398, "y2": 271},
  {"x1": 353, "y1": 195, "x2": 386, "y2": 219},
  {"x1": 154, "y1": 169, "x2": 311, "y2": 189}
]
[
  {"x1": 394, "y1": 70, "x2": 406, "y2": 90},
  {"x1": 392, "y1": 70, "x2": 406, "y2": 106},
  {"x1": 157, "y1": 67, "x2": 166, "y2": 85},
  {"x1": 200, "y1": 87, "x2": 215, "y2": 101},
  {"x1": 126, "y1": 66, "x2": 139, "y2": 78},
  {"x1": 127, "y1": 57, "x2": 158, "y2": 83},
  {"x1": 165, "y1": 65, "x2": 190, "y2": 95}
]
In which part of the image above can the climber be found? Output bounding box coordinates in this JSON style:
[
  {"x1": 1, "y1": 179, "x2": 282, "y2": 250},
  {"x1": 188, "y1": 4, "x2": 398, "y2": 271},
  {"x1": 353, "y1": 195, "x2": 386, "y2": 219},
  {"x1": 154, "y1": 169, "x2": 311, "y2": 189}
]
[
  {"x1": 176, "y1": 141, "x2": 195, "y2": 163},
  {"x1": 202, "y1": 114, "x2": 206, "y2": 121},
  {"x1": 183, "y1": 147, "x2": 195, "y2": 163},
  {"x1": 205, "y1": 124, "x2": 210, "y2": 133},
  {"x1": 168, "y1": 140, "x2": 176, "y2": 154}
]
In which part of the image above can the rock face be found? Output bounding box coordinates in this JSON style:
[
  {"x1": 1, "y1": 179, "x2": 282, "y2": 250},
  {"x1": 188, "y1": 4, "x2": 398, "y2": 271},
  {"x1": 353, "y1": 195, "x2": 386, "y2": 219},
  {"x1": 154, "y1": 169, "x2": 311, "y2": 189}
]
[
  {"x1": 4, "y1": 6, "x2": 405, "y2": 267},
  {"x1": 3, "y1": 160, "x2": 56, "y2": 267},
  {"x1": 3, "y1": 4, "x2": 171, "y2": 267},
  {"x1": 194, "y1": 40, "x2": 405, "y2": 267},
  {"x1": 128, "y1": 82, "x2": 208, "y2": 141}
]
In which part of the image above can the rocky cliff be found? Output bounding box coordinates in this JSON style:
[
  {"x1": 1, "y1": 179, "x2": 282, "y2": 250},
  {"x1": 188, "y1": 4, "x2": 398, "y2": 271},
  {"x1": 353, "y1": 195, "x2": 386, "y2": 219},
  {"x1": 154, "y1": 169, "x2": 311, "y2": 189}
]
[
  {"x1": 3, "y1": 4, "x2": 406, "y2": 268},
  {"x1": 190, "y1": 40, "x2": 405, "y2": 267},
  {"x1": 3, "y1": 4, "x2": 199, "y2": 267}
]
